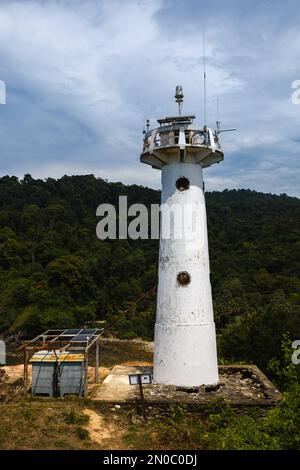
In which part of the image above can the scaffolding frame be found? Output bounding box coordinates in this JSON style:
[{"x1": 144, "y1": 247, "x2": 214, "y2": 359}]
[{"x1": 18, "y1": 328, "x2": 105, "y2": 396}]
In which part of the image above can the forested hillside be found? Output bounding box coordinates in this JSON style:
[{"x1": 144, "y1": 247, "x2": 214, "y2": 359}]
[{"x1": 0, "y1": 174, "x2": 299, "y2": 379}]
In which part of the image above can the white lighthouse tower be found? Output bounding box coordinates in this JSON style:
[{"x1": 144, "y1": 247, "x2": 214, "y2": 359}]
[{"x1": 141, "y1": 86, "x2": 224, "y2": 387}]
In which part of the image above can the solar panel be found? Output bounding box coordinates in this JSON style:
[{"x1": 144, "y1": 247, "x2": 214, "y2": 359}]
[
  {"x1": 72, "y1": 334, "x2": 91, "y2": 342},
  {"x1": 62, "y1": 329, "x2": 82, "y2": 335},
  {"x1": 80, "y1": 329, "x2": 97, "y2": 335},
  {"x1": 71, "y1": 329, "x2": 97, "y2": 342}
]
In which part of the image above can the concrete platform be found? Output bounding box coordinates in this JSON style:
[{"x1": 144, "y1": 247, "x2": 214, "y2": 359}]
[{"x1": 91, "y1": 364, "x2": 281, "y2": 408}]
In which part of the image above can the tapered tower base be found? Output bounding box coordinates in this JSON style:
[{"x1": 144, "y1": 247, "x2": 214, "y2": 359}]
[
  {"x1": 152, "y1": 163, "x2": 219, "y2": 387},
  {"x1": 154, "y1": 323, "x2": 219, "y2": 387}
]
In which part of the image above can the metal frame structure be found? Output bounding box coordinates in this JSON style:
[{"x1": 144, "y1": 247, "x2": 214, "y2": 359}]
[{"x1": 18, "y1": 328, "x2": 104, "y2": 396}]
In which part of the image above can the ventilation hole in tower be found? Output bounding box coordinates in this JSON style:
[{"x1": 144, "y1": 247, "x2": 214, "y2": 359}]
[
  {"x1": 176, "y1": 177, "x2": 190, "y2": 191},
  {"x1": 177, "y1": 271, "x2": 191, "y2": 287}
]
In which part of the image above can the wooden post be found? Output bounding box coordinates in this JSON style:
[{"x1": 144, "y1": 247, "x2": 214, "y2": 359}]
[
  {"x1": 23, "y1": 349, "x2": 29, "y2": 395},
  {"x1": 84, "y1": 352, "x2": 89, "y2": 397},
  {"x1": 95, "y1": 339, "x2": 99, "y2": 383},
  {"x1": 138, "y1": 375, "x2": 147, "y2": 421}
]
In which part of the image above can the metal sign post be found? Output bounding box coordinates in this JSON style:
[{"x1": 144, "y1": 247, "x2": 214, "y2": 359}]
[
  {"x1": 138, "y1": 375, "x2": 146, "y2": 421},
  {"x1": 0, "y1": 340, "x2": 6, "y2": 365},
  {"x1": 129, "y1": 373, "x2": 152, "y2": 421}
]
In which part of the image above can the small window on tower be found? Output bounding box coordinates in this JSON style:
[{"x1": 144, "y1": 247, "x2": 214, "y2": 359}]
[
  {"x1": 177, "y1": 271, "x2": 191, "y2": 287},
  {"x1": 176, "y1": 177, "x2": 190, "y2": 192}
]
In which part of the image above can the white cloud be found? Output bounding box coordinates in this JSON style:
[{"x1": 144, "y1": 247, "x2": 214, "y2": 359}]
[{"x1": 0, "y1": 0, "x2": 299, "y2": 197}]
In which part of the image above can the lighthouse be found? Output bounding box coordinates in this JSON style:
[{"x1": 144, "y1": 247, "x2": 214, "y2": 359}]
[{"x1": 140, "y1": 86, "x2": 224, "y2": 387}]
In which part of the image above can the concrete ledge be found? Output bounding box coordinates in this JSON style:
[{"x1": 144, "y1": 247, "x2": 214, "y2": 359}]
[{"x1": 91, "y1": 364, "x2": 281, "y2": 408}]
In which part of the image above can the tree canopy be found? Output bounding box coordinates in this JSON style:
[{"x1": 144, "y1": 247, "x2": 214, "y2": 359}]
[{"x1": 0, "y1": 174, "x2": 299, "y2": 378}]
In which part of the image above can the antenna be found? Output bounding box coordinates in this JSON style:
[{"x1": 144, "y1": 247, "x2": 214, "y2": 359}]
[
  {"x1": 216, "y1": 96, "x2": 221, "y2": 133},
  {"x1": 215, "y1": 95, "x2": 237, "y2": 135},
  {"x1": 218, "y1": 128, "x2": 237, "y2": 133},
  {"x1": 175, "y1": 85, "x2": 184, "y2": 116},
  {"x1": 203, "y1": 24, "x2": 207, "y2": 127}
]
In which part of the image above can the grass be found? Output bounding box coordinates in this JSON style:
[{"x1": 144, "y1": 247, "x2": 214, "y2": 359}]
[
  {"x1": 2, "y1": 340, "x2": 299, "y2": 451},
  {"x1": 63, "y1": 407, "x2": 89, "y2": 425},
  {"x1": 89, "y1": 340, "x2": 153, "y2": 368},
  {"x1": 0, "y1": 399, "x2": 98, "y2": 450},
  {"x1": 124, "y1": 386, "x2": 300, "y2": 450},
  {"x1": 0, "y1": 339, "x2": 153, "y2": 450},
  {"x1": 75, "y1": 427, "x2": 90, "y2": 440},
  {"x1": 1, "y1": 387, "x2": 299, "y2": 450}
]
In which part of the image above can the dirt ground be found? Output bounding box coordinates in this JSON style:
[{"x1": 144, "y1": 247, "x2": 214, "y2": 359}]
[
  {"x1": 82, "y1": 408, "x2": 126, "y2": 449},
  {"x1": 1, "y1": 364, "x2": 31, "y2": 383},
  {"x1": 0, "y1": 398, "x2": 130, "y2": 450},
  {"x1": 0, "y1": 339, "x2": 153, "y2": 449}
]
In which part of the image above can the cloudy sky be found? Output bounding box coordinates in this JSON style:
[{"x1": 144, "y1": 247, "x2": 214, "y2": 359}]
[{"x1": 0, "y1": 0, "x2": 299, "y2": 196}]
